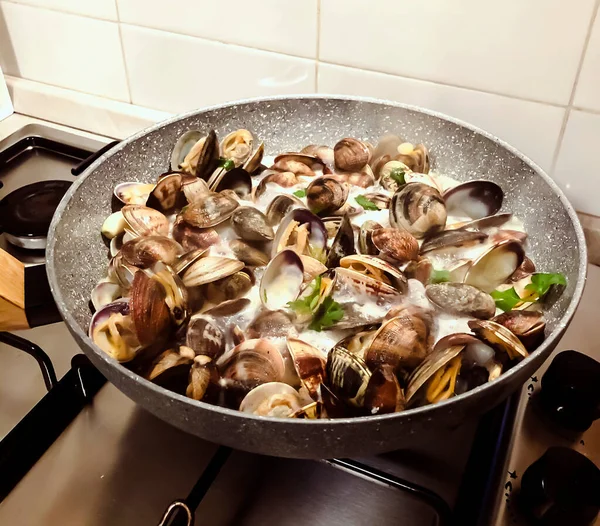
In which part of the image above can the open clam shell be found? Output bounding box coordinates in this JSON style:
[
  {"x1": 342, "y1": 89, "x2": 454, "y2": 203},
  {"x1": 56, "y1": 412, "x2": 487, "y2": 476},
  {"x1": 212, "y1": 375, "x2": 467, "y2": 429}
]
[
  {"x1": 443, "y1": 180, "x2": 504, "y2": 220},
  {"x1": 209, "y1": 167, "x2": 252, "y2": 198},
  {"x1": 171, "y1": 130, "x2": 203, "y2": 173},
  {"x1": 220, "y1": 129, "x2": 254, "y2": 167},
  {"x1": 286, "y1": 338, "x2": 327, "y2": 401},
  {"x1": 446, "y1": 212, "x2": 513, "y2": 231},
  {"x1": 195, "y1": 129, "x2": 220, "y2": 180},
  {"x1": 364, "y1": 365, "x2": 405, "y2": 414},
  {"x1": 182, "y1": 256, "x2": 244, "y2": 288},
  {"x1": 148, "y1": 348, "x2": 194, "y2": 394},
  {"x1": 265, "y1": 194, "x2": 305, "y2": 226},
  {"x1": 491, "y1": 311, "x2": 545, "y2": 351},
  {"x1": 91, "y1": 281, "x2": 121, "y2": 311},
  {"x1": 272, "y1": 209, "x2": 328, "y2": 259},
  {"x1": 339, "y1": 254, "x2": 408, "y2": 293},
  {"x1": 325, "y1": 213, "x2": 355, "y2": 268},
  {"x1": 260, "y1": 249, "x2": 304, "y2": 311},
  {"x1": 145, "y1": 173, "x2": 184, "y2": 212},
  {"x1": 239, "y1": 382, "x2": 303, "y2": 417},
  {"x1": 358, "y1": 220, "x2": 383, "y2": 256},
  {"x1": 468, "y1": 320, "x2": 529, "y2": 361},
  {"x1": 243, "y1": 142, "x2": 265, "y2": 174},
  {"x1": 420, "y1": 229, "x2": 488, "y2": 254},
  {"x1": 464, "y1": 239, "x2": 525, "y2": 293},
  {"x1": 114, "y1": 182, "x2": 155, "y2": 206},
  {"x1": 186, "y1": 355, "x2": 218, "y2": 401},
  {"x1": 326, "y1": 345, "x2": 371, "y2": 408}
]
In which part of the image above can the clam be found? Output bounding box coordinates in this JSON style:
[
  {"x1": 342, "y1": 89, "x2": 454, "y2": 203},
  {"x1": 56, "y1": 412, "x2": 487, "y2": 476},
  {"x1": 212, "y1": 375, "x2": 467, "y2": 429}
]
[
  {"x1": 130, "y1": 270, "x2": 172, "y2": 346},
  {"x1": 145, "y1": 173, "x2": 184, "y2": 212},
  {"x1": 172, "y1": 219, "x2": 219, "y2": 252},
  {"x1": 265, "y1": 194, "x2": 305, "y2": 226},
  {"x1": 194, "y1": 129, "x2": 220, "y2": 180},
  {"x1": 108, "y1": 253, "x2": 138, "y2": 290},
  {"x1": 122, "y1": 205, "x2": 170, "y2": 237},
  {"x1": 243, "y1": 142, "x2": 265, "y2": 174},
  {"x1": 271, "y1": 157, "x2": 316, "y2": 177},
  {"x1": 172, "y1": 247, "x2": 208, "y2": 275},
  {"x1": 287, "y1": 338, "x2": 327, "y2": 401},
  {"x1": 468, "y1": 320, "x2": 529, "y2": 361},
  {"x1": 508, "y1": 256, "x2": 536, "y2": 283},
  {"x1": 404, "y1": 172, "x2": 442, "y2": 192},
  {"x1": 306, "y1": 177, "x2": 349, "y2": 216},
  {"x1": 420, "y1": 230, "x2": 488, "y2": 254},
  {"x1": 182, "y1": 256, "x2": 244, "y2": 287},
  {"x1": 371, "y1": 135, "x2": 402, "y2": 171},
  {"x1": 491, "y1": 311, "x2": 545, "y2": 351},
  {"x1": 362, "y1": 192, "x2": 391, "y2": 210},
  {"x1": 247, "y1": 310, "x2": 297, "y2": 339},
  {"x1": 91, "y1": 280, "x2": 122, "y2": 311},
  {"x1": 379, "y1": 160, "x2": 410, "y2": 192},
  {"x1": 101, "y1": 211, "x2": 127, "y2": 240},
  {"x1": 390, "y1": 183, "x2": 447, "y2": 238},
  {"x1": 204, "y1": 271, "x2": 253, "y2": 303},
  {"x1": 89, "y1": 299, "x2": 142, "y2": 362},
  {"x1": 299, "y1": 255, "x2": 328, "y2": 282},
  {"x1": 272, "y1": 209, "x2": 328, "y2": 259},
  {"x1": 395, "y1": 143, "x2": 430, "y2": 174},
  {"x1": 443, "y1": 180, "x2": 504, "y2": 219},
  {"x1": 231, "y1": 207, "x2": 274, "y2": 242},
  {"x1": 371, "y1": 228, "x2": 419, "y2": 263},
  {"x1": 464, "y1": 240, "x2": 525, "y2": 293},
  {"x1": 229, "y1": 239, "x2": 270, "y2": 267},
  {"x1": 182, "y1": 176, "x2": 211, "y2": 204},
  {"x1": 146, "y1": 263, "x2": 189, "y2": 327},
  {"x1": 426, "y1": 282, "x2": 496, "y2": 319},
  {"x1": 186, "y1": 314, "x2": 225, "y2": 359},
  {"x1": 171, "y1": 130, "x2": 204, "y2": 173},
  {"x1": 446, "y1": 212, "x2": 513, "y2": 231},
  {"x1": 326, "y1": 345, "x2": 371, "y2": 408},
  {"x1": 404, "y1": 257, "x2": 433, "y2": 285},
  {"x1": 274, "y1": 152, "x2": 324, "y2": 170},
  {"x1": 239, "y1": 382, "x2": 303, "y2": 417},
  {"x1": 186, "y1": 355, "x2": 217, "y2": 401},
  {"x1": 339, "y1": 254, "x2": 408, "y2": 294},
  {"x1": 204, "y1": 298, "x2": 251, "y2": 317},
  {"x1": 331, "y1": 165, "x2": 376, "y2": 188},
  {"x1": 254, "y1": 171, "x2": 300, "y2": 201},
  {"x1": 334, "y1": 138, "x2": 371, "y2": 172},
  {"x1": 120, "y1": 235, "x2": 183, "y2": 268},
  {"x1": 260, "y1": 249, "x2": 304, "y2": 310},
  {"x1": 220, "y1": 129, "x2": 253, "y2": 166},
  {"x1": 364, "y1": 310, "x2": 432, "y2": 373},
  {"x1": 209, "y1": 167, "x2": 252, "y2": 198},
  {"x1": 364, "y1": 365, "x2": 406, "y2": 414},
  {"x1": 325, "y1": 214, "x2": 355, "y2": 268},
  {"x1": 148, "y1": 347, "x2": 194, "y2": 393},
  {"x1": 181, "y1": 191, "x2": 239, "y2": 228},
  {"x1": 358, "y1": 220, "x2": 383, "y2": 256},
  {"x1": 114, "y1": 182, "x2": 155, "y2": 205}
]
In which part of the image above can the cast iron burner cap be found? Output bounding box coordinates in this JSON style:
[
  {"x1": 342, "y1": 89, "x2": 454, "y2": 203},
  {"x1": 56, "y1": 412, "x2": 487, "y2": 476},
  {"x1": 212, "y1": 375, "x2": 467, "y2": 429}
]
[{"x1": 0, "y1": 180, "x2": 72, "y2": 239}]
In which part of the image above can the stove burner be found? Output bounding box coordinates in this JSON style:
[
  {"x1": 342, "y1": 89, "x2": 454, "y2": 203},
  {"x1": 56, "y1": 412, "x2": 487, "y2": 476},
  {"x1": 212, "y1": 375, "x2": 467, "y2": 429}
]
[{"x1": 0, "y1": 180, "x2": 71, "y2": 248}]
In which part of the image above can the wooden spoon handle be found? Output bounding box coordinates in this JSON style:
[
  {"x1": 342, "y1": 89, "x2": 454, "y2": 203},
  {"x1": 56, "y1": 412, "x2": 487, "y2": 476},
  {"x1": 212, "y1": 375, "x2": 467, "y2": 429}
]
[{"x1": 0, "y1": 248, "x2": 29, "y2": 330}]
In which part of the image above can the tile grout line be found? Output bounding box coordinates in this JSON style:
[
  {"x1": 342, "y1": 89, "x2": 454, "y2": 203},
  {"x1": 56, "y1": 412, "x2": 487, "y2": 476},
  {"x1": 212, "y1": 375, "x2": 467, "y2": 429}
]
[
  {"x1": 1, "y1": 0, "x2": 116, "y2": 22},
  {"x1": 315, "y1": 0, "x2": 321, "y2": 93},
  {"x1": 113, "y1": 0, "x2": 134, "y2": 105},
  {"x1": 549, "y1": 0, "x2": 600, "y2": 176}
]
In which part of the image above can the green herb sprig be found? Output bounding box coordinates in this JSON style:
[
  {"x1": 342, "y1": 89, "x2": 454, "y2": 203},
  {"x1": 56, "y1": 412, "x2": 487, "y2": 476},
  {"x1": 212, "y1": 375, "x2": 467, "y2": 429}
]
[{"x1": 355, "y1": 195, "x2": 379, "y2": 211}]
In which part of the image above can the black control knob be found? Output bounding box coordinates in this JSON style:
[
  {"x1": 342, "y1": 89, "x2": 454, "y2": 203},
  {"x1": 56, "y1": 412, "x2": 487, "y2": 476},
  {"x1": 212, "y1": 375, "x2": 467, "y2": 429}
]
[
  {"x1": 519, "y1": 447, "x2": 600, "y2": 525},
  {"x1": 539, "y1": 350, "x2": 600, "y2": 432}
]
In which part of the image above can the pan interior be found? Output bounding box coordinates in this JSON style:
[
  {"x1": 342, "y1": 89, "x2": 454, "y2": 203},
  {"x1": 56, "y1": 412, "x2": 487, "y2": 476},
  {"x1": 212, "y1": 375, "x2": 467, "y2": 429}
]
[{"x1": 49, "y1": 96, "x2": 582, "y2": 386}]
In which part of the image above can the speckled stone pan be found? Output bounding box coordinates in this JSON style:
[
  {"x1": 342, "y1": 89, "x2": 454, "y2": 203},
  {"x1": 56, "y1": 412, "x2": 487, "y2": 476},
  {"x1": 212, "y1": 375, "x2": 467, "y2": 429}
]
[{"x1": 46, "y1": 96, "x2": 587, "y2": 459}]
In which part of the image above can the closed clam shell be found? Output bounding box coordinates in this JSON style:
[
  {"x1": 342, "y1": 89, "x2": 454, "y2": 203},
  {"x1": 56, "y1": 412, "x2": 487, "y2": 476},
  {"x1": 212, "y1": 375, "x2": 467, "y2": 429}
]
[
  {"x1": 443, "y1": 180, "x2": 504, "y2": 220},
  {"x1": 326, "y1": 345, "x2": 371, "y2": 407},
  {"x1": 130, "y1": 271, "x2": 172, "y2": 347},
  {"x1": 121, "y1": 235, "x2": 183, "y2": 268},
  {"x1": 371, "y1": 228, "x2": 419, "y2": 263},
  {"x1": 426, "y1": 282, "x2": 496, "y2": 320},
  {"x1": 122, "y1": 205, "x2": 169, "y2": 237},
  {"x1": 172, "y1": 247, "x2": 209, "y2": 275},
  {"x1": 181, "y1": 192, "x2": 239, "y2": 228},
  {"x1": 334, "y1": 138, "x2": 371, "y2": 172},
  {"x1": 271, "y1": 158, "x2": 316, "y2": 177},
  {"x1": 364, "y1": 365, "x2": 405, "y2": 414},
  {"x1": 186, "y1": 315, "x2": 225, "y2": 359},
  {"x1": 239, "y1": 382, "x2": 302, "y2": 417},
  {"x1": 182, "y1": 256, "x2": 244, "y2": 287},
  {"x1": 299, "y1": 255, "x2": 327, "y2": 282},
  {"x1": 205, "y1": 298, "x2": 251, "y2": 317},
  {"x1": 390, "y1": 183, "x2": 447, "y2": 238},
  {"x1": 172, "y1": 219, "x2": 219, "y2": 252},
  {"x1": 464, "y1": 240, "x2": 525, "y2": 293},
  {"x1": 204, "y1": 271, "x2": 253, "y2": 303},
  {"x1": 247, "y1": 310, "x2": 297, "y2": 339},
  {"x1": 287, "y1": 338, "x2": 327, "y2": 401},
  {"x1": 339, "y1": 254, "x2": 408, "y2": 294},
  {"x1": 306, "y1": 176, "x2": 348, "y2": 216},
  {"x1": 229, "y1": 239, "x2": 270, "y2": 267},
  {"x1": 358, "y1": 220, "x2": 382, "y2": 256},
  {"x1": 231, "y1": 206, "x2": 274, "y2": 242},
  {"x1": 260, "y1": 249, "x2": 304, "y2": 311}
]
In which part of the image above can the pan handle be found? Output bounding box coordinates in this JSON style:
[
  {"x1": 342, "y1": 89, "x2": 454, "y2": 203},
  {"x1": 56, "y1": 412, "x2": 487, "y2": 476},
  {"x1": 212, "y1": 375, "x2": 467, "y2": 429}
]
[
  {"x1": 71, "y1": 140, "x2": 120, "y2": 176},
  {"x1": 157, "y1": 501, "x2": 193, "y2": 526}
]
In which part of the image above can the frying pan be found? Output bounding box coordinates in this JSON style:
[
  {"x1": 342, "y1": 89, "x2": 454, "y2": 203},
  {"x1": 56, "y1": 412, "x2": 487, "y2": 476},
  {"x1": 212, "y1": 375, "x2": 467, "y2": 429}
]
[{"x1": 46, "y1": 96, "x2": 587, "y2": 459}]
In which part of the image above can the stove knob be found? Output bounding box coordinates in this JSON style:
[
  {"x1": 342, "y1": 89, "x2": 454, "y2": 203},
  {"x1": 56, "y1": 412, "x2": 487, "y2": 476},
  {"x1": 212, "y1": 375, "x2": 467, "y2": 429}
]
[
  {"x1": 518, "y1": 447, "x2": 600, "y2": 525},
  {"x1": 539, "y1": 350, "x2": 600, "y2": 432}
]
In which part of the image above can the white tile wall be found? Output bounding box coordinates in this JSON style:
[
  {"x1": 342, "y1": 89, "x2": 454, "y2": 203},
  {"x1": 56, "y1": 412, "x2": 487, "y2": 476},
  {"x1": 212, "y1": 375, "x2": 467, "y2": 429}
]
[
  {"x1": 0, "y1": 0, "x2": 600, "y2": 214},
  {"x1": 0, "y1": 2, "x2": 129, "y2": 101},
  {"x1": 117, "y1": 0, "x2": 318, "y2": 58},
  {"x1": 554, "y1": 111, "x2": 600, "y2": 216},
  {"x1": 575, "y1": 9, "x2": 600, "y2": 112},
  {"x1": 120, "y1": 25, "x2": 315, "y2": 113},
  {"x1": 320, "y1": 0, "x2": 596, "y2": 105},
  {"x1": 319, "y1": 64, "x2": 565, "y2": 172}
]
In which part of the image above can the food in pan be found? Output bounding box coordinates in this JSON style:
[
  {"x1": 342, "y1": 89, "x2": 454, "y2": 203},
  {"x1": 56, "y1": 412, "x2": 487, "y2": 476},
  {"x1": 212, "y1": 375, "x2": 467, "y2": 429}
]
[{"x1": 91, "y1": 129, "x2": 566, "y2": 418}]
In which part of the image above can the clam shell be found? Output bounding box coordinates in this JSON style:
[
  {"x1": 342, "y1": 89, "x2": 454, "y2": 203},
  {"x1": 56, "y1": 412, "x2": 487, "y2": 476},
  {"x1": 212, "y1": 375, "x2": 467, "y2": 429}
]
[
  {"x1": 326, "y1": 345, "x2": 371, "y2": 407},
  {"x1": 231, "y1": 206, "x2": 274, "y2": 242},
  {"x1": 364, "y1": 365, "x2": 405, "y2": 414},
  {"x1": 287, "y1": 338, "x2": 327, "y2": 401},
  {"x1": 443, "y1": 180, "x2": 504, "y2": 220},
  {"x1": 172, "y1": 219, "x2": 219, "y2": 252},
  {"x1": 220, "y1": 129, "x2": 253, "y2": 167},
  {"x1": 195, "y1": 129, "x2": 220, "y2": 180},
  {"x1": 181, "y1": 192, "x2": 239, "y2": 228},
  {"x1": 272, "y1": 209, "x2": 328, "y2": 258},
  {"x1": 130, "y1": 271, "x2": 172, "y2": 346},
  {"x1": 171, "y1": 130, "x2": 203, "y2": 173},
  {"x1": 260, "y1": 249, "x2": 304, "y2": 311},
  {"x1": 186, "y1": 355, "x2": 217, "y2": 401},
  {"x1": 325, "y1": 213, "x2": 355, "y2": 268},
  {"x1": 464, "y1": 239, "x2": 525, "y2": 293},
  {"x1": 468, "y1": 320, "x2": 528, "y2": 360},
  {"x1": 247, "y1": 310, "x2": 297, "y2": 339},
  {"x1": 182, "y1": 256, "x2": 244, "y2": 287},
  {"x1": 205, "y1": 298, "x2": 251, "y2": 317},
  {"x1": 91, "y1": 281, "x2": 122, "y2": 311},
  {"x1": 122, "y1": 205, "x2": 169, "y2": 237},
  {"x1": 239, "y1": 382, "x2": 302, "y2": 417},
  {"x1": 204, "y1": 271, "x2": 253, "y2": 303},
  {"x1": 243, "y1": 142, "x2": 265, "y2": 174},
  {"x1": 339, "y1": 254, "x2": 408, "y2": 293},
  {"x1": 420, "y1": 230, "x2": 488, "y2": 254},
  {"x1": 182, "y1": 176, "x2": 211, "y2": 204},
  {"x1": 358, "y1": 220, "x2": 382, "y2": 256},
  {"x1": 426, "y1": 282, "x2": 496, "y2": 319},
  {"x1": 390, "y1": 183, "x2": 447, "y2": 238},
  {"x1": 306, "y1": 176, "x2": 348, "y2": 216},
  {"x1": 299, "y1": 255, "x2": 327, "y2": 282},
  {"x1": 371, "y1": 228, "x2": 419, "y2": 263},
  {"x1": 210, "y1": 167, "x2": 252, "y2": 198},
  {"x1": 114, "y1": 182, "x2": 155, "y2": 205},
  {"x1": 334, "y1": 138, "x2": 371, "y2": 172},
  {"x1": 265, "y1": 194, "x2": 305, "y2": 226},
  {"x1": 121, "y1": 235, "x2": 183, "y2": 269},
  {"x1": 186, "y1": 315, "x2": 225, "y2": 359},
  {"x1": 101, "y1": 211, "x2": 127, "y2": 240},
  {"x1": 145, "y1": 173, "x2": 184, "y2": 212},
  {"x1": 229, "y1": 239, "x2": 270, "y2": 267},
  {"x1": 491, "y1": 311, "x2": 545, "y2": 350}
]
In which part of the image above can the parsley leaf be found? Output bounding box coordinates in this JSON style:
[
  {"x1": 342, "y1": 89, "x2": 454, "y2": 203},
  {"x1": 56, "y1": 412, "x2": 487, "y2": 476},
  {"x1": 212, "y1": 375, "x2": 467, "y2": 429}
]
[
  {"x1": 525, "y1": 273, "x2": 567, "y2": 298},
  {"x1": 490, "y1": 287, "x2": 522, "y2": 312},
  {"x1": 355, "y1": 195, "x2": 379, "y2": 211},
  {"x1": 308, "y1": 296, "x2": 344, "y2": 331},
  {"x1": 430, "y1": 269, "x2": 450, "y2": 284},
  {"x1": 390, "y1": 167, "x2": 406, "y2": 185},
  {"x1": 293, "y1": 189, "x2": 306, "y2": 198},
  {"x1": 287, "y1": 275, "x2": 322, "y2": 315},
  {"x1": 218, "y1": 157, "x2": 235, "y2": 170}
]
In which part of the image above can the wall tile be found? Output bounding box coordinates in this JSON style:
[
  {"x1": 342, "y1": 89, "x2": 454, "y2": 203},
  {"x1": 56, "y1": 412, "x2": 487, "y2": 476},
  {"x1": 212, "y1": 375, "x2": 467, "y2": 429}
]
[
  {"x1": 117, "y1": 0, "x2": 317, "y2": 58},
  {"x1": 574, "y1": 9, "x2": 600, "y2": 112},
  {"x1": 0, "y1": 2, "x2": 129, "y2": 101},
  {"x1": 3, "y1": 0, "x2": 117, "y2": 20},
  {"x1": 121, "y1": 25, "x2": 315, "y2": 113},
  {"x1": 554, "y1": 110, "x2": 600, "y2": 216},
  {"x1": 319, "y1": 63, "x2": 564, "y2": 172},
  {"x1": 320, "y1": 0, "x2": 595, "y2": 105}
]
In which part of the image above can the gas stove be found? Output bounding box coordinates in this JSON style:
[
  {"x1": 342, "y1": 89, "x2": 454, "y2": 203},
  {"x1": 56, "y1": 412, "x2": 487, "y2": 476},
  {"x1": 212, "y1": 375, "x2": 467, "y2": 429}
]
[{"x1": 0, "y1": 123, "x2": 597, "y2": 526}]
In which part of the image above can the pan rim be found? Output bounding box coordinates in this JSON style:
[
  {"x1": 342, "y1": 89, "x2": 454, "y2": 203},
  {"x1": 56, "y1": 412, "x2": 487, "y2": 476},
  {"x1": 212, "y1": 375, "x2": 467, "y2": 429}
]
[{"x1": 47, "y1": 94, "x2": 588, "y2": 427}]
